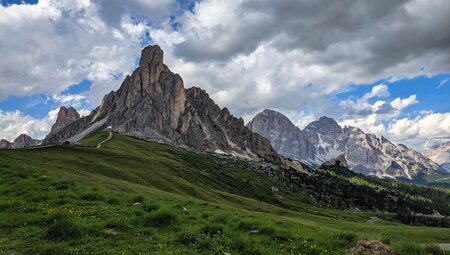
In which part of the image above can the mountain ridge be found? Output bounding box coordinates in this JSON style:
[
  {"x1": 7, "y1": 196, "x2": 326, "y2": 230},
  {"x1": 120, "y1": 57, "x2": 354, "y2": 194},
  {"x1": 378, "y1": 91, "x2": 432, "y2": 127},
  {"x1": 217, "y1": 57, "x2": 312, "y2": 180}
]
[
  {"x1": 0, "y1": 134, "x2": 40, "y2": 149},
  {"x1": 248, "y1": 109, "x2": 444, "y2": 179}
]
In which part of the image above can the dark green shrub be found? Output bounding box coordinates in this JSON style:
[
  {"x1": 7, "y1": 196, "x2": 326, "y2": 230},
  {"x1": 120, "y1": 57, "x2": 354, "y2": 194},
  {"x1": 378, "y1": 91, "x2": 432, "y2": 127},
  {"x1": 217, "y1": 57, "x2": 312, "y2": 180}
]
[
  {"x1": 106, "y1": 197, "x2": 120, "y2": 205},
  {"x1": 424, "y1": 245, "x2": 448, "y2": 255},
  {"x1": 80, "y1": 192, "x2": 104, "y2": 201},
  {"x1": 53, "y1": 181, "x2": 71, "y2": 190},
  {"x1": 132, "y1": 195, "x2": 145, "y2": 203},
  {"x1": 176, "y1": 231, "x2": 198, "y2": 246},
  {"x1": 237, "y1": 220, "x2": 259, "y2": 231},
  {"x1": 143, "y1": 203, "x2": 159, "y2": 212},
  {"x1": 197, "y1": 236, "x2": 218, "y2": 251},
  {"x1": 45, "y1": 215, "x2": 81, "y2": 241},
  {"x1": 143, "y1": 210, "x2": 177, "y2": 228},
  {"x1": 212, "y1": 214, "x2": 228, "y2": 224},
  {"x1": 201, "y1": 224, "x2": 223, "y2": 237},
  {"x1": 335, "y1": 232, "x2": 357, "y2": 246}
]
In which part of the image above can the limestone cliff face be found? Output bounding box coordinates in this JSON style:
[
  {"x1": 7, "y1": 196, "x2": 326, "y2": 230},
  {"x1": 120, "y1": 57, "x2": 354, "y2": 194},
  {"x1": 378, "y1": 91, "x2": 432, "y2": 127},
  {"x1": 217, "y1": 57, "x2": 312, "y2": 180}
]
[
  {"x1": 50, "y1": 106, "x2": 80, "y2": 134},
  {"x1": 247, "y1": 109, "x2": 318, "y2": 161},
  {"x1": 44, "y1": 45, "x2": 278, "y2": 161},
  {"x1": 248, "y1": 109, "x2": 443, "y2": 178}
]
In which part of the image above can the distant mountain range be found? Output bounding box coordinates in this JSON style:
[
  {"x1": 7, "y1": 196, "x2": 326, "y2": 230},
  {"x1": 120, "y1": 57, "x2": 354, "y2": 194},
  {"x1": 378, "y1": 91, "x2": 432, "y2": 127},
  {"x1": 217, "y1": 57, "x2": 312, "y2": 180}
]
[
  {"x1": 247, "y1": 109, "x2": 445, "y2": 179},
  {"x1": 422, "y1": 141, "x2": 450, "y2": 172}
]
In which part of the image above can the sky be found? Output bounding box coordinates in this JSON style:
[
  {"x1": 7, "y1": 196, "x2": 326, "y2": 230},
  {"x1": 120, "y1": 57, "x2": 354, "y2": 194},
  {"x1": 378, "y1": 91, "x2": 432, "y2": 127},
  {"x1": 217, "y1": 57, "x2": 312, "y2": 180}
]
[{"x1": 0, "y1": 0, "x2": 449, "y2": 150}]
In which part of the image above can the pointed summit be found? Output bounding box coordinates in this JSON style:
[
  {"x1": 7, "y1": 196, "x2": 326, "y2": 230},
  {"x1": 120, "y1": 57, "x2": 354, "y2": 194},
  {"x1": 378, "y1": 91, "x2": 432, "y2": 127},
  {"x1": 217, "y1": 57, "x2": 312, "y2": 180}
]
[
  {"x1": 12, "y1": 134, "x2": 39, "y2": 149},
  {"x1": 140, "y1": 45, "x2": 164, "y2": 66},
  {"x1": 304, "y1": 116, "x2": 342, "y2": 136},
  {"x1": 50, "y1": 106, "x2": 80, "y2": 134},
  {"x1": 44, "y1": 45, "x2": 278, "y2": 162}
]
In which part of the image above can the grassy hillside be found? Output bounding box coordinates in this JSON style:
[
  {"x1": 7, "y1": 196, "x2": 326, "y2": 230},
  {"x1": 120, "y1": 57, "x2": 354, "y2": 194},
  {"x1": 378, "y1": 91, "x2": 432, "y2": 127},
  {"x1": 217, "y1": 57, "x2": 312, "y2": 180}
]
[{"x1": 0, "y1": 132, "x2": 449, "y2": 254}]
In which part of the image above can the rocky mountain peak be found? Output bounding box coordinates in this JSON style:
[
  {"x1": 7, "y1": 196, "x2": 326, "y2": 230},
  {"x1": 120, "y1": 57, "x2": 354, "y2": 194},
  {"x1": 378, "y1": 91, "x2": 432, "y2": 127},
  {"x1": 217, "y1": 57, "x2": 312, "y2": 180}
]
[
  {"x1": 44, "y1": 45, "x2": 278, "y2": 162},
  {"x1": 320, "y1": 155, "x2": 354, "y2": 177},
  {"x1": 50, "y1": 106, "x2": 80, "y2": 134},
  {"x1": 0, "y1": 139, "x2": 12, "y2": 149},
  {"x1": 0, "y1": 134, "x2": 40, "y2": 149},
  {"x1": 249, "y1": 110, "x2": 444, "y2": 179},
  {"x1": 247, "y1": 109, "x2": 318, "y2": 161},
  {"x1": 247, "y1": 109, "x2": 297, "y2": 134},
  {"x1": 12, "y1": 134, "x2": 37, "y2": 148},
  {"x1": 322, "y1": 154, "x2": 349, "y2": 169},
  {"x1": 422, "y1": 141, "x2": 450, "y2": 172},
  {"x1": 140, "y1": 44, "x2": 164, "y2": 66},
  {"x1": 304, "y1": 116, "x2": 342, "y2": 136}
]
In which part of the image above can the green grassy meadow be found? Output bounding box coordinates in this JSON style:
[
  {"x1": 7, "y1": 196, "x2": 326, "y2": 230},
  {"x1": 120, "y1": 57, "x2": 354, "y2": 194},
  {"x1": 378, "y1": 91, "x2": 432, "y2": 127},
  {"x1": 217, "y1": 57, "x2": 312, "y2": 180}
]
[{"x1": 0, "y1": 132, "x2": 448, "y2": 254}]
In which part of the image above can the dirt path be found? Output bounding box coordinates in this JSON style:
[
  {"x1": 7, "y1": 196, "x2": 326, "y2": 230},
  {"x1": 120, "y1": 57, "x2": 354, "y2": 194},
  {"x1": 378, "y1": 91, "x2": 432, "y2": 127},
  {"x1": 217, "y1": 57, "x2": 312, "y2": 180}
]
[{"x1": 97, "y1": 130, "x2": 113, "y2": 148}]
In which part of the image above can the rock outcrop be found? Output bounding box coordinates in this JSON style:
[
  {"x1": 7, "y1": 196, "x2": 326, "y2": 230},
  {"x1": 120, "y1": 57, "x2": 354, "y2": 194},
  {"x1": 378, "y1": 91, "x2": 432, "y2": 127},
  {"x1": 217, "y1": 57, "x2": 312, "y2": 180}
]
[
  {"x1": 0, "y1": 134, "x2": 40, "y2": 149},
  {"x1": 44, "y1": 45, "x2": 278, "y2": 162},
  {"x1": 422, "y1": 141, "x2": 450, "y2": 172},
  {"x1": 320, "y1": 154, "x2": 354, "y2": 177},
  {"x1": 50, "y1": 106, "x2": 80, "y2": 134},
  {"x1": 247, "y1": 109, "x2": 318, "y2": 161},
  {"x1": 0, "y1": 139, "x2": 12, "y2": 149},
  {"x1": 248, "y1": 109, "x2": 444, "y2": 178}
]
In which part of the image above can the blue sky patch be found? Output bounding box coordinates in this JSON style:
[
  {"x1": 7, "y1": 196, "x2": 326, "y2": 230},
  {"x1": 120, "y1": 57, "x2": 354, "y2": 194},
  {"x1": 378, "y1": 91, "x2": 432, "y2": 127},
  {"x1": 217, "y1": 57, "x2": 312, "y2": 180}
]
[
  {"x1": 336, "y1": 73, "x2": 450, "y2": 119},
  {"x1": 0, "y1": 79, "x2": 93, "y2": 118},
  {"x1": 1, "y1": 0, "x2": 37, "y2": 6}
]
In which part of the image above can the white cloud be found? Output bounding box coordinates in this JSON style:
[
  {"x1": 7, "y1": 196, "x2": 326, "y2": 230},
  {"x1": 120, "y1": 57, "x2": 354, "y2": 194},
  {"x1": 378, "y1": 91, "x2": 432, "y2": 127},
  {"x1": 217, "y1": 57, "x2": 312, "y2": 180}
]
[
  {"x1": 387, "y1": 112, "x2": 450, "y2": 149},
  {"x1": 0, "y1": 0, "x2": 151, "y2": 103},
  {"x1": 337, "y1": 84, "x2": 419, "y2": 141},
  {"x1": 390, "y1": 95, "x2": 418, "y2": 110},
  {"x1": 363, "y1": 84, "x2": 390, "y2": 100},
  {"x1": 78, "y1": 108, "x2": 91, "y2": 117},
  {"x1": 0, "y1": 106, "x2": 92, "y2": 141},
  {"x1": 339, "y1": 115, "x2": 386, "y2": 137},
  {"x1": 0, "y1": 109, "x2": 57, "y2": 141},
  {"x1": 389, "y1": 112, "x2": 450, "y2": 140}
]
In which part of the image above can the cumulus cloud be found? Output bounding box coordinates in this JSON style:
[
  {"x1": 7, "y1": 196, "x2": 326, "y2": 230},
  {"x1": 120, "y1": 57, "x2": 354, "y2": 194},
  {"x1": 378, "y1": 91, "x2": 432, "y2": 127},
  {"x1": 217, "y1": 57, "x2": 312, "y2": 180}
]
[
  {"x1": 363, "y1": 84, "x2": 390, "y2": 100},
  {"x1": 388, "y1": 112, "x2": 450, "y2": 149},
  {"x1": 0, "y1": 109, "x2": 57, "y2": 141},
  {"x1": 337, "y1": 83, "x2": 419, "y2": 137},
  {"x1": 0, "y1": 106, "x2": 91, "y2": 141},
  {"x1": 0, "y1": 0, "x2": 151, "y2": 103}
]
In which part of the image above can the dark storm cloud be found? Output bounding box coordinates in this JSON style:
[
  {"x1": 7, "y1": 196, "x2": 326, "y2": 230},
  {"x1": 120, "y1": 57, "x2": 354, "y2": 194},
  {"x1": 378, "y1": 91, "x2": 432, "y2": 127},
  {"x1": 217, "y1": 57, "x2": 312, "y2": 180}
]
[{"x1": 173, "y1": 0, "x2": 450, "y2": 77}]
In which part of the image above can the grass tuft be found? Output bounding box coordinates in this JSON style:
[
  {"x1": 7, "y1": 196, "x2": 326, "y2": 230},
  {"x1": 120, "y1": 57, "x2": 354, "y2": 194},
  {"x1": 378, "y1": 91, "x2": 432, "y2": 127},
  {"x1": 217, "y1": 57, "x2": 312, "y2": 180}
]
[
  {"x1": 143, "y1": 209, "x2": 177, "y2": 228},
  {"x1": 45, "y1": 213, "x2": 81, "y2": 241}
]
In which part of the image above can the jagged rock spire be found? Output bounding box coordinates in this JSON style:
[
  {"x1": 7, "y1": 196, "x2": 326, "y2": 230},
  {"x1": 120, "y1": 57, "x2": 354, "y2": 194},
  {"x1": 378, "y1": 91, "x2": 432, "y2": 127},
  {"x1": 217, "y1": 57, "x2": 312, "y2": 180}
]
[
  {"x1": 43, "y1": 45, "x2": 279, "y2": 162},
  {"x1": 50, "y1": 106, "x2": 80, "y2": 134}
]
